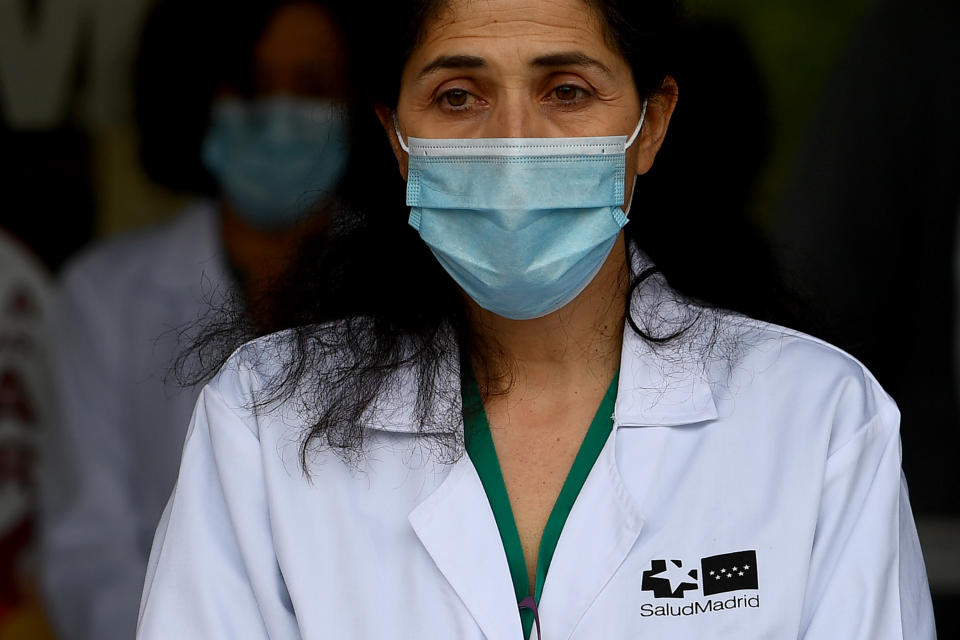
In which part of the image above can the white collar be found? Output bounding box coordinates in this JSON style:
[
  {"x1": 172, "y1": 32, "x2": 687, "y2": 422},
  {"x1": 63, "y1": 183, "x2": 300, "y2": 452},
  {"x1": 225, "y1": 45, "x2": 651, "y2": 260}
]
[
  {"x1": 613, "y1": 248, "x2": 719, "y2": 427},
  {"x1": 613, "y1": 305, "x2": 719, "y2": 428}
]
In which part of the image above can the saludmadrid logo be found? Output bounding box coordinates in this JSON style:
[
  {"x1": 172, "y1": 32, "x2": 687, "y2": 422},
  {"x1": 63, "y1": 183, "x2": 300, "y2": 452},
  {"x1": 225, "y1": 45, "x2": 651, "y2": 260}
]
[
  {"x1": 640, "y1": 550, "x2": 759, "y2": 618},
  {"x1": 640, "y1": 595, "x2": 761, "y2": 618}
]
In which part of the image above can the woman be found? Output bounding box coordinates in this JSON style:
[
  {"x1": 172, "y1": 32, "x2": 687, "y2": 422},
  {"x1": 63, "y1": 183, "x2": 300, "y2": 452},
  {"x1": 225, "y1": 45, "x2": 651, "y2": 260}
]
[
  {"x1": 137, "y1": 1, "x2": 936, "y2": 638},
  {"x1": 41, "y1": 2, "x2": 353, "y2": 638}
]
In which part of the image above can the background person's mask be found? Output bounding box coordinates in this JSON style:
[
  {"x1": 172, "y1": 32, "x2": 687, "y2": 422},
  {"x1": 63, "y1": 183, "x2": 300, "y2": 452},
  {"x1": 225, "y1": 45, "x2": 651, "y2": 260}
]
[
  {"x1": 397, "y1": 102, "x2": 646, "y2": 320},
  {"x1": 203, "y1": 96, "x2": 349, "y2": 230}
]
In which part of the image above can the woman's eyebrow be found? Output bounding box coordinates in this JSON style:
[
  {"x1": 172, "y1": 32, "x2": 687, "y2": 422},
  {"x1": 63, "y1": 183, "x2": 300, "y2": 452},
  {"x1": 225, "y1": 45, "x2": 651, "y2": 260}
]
[
  {"x1": 417, "y1": 54, "x2": 486, "y2": 79},
  {"x1": 530, "y1": 51, "x2": 612, "y2": 76}
]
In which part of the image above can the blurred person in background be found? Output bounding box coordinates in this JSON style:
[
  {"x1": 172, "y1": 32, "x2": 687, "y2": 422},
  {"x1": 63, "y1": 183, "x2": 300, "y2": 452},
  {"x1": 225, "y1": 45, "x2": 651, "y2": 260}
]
[
  {"x1": 38, "y1": 1, "x2": 355, "y2": 638},
  {"x1": 0, "y1": 231, "x2": 54, "y2": 639},
  {"x1": 774, "y1": 0, "x2": 958, "y2": 633}
]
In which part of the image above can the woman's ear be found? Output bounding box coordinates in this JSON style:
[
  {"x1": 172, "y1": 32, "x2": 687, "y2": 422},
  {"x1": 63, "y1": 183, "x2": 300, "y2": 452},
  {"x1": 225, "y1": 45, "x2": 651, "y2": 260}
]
[
  {"x1": 375, "y1": 104, "x2": 409, "y2": 181},
  {"x1": 630, "y1": 76, "x2": 678, "y2": 176}
]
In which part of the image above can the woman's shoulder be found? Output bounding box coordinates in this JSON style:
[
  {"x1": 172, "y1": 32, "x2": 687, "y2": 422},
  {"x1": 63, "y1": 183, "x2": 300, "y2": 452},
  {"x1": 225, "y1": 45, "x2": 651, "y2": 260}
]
[
  {"x1": 634, "y1": 257, "x2": 893, "y2": 435},
  {"x1": 729, "y1": 315, "x2": 879, "y2": 383},
  {"x1": 716, "y1": 313, "x2": 900, "y2": 454},
  {"x1": 206, "y1": 328, "x2": 311, "y2": 405}
]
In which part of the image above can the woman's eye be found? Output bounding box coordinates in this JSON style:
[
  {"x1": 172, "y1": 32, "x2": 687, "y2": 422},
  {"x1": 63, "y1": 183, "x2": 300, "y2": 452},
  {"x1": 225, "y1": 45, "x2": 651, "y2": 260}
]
[
  {"x1": 439, "y1": 89, "x2": 474, "y2": 109},
  {"x1": 550, "y1": 85, "x2": 588, "y2": 104}
]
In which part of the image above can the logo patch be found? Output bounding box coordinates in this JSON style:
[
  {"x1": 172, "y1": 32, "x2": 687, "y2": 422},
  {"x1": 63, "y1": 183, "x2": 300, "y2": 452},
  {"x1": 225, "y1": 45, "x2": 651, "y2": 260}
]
[
  {"x1": 641, "y1": 550, "x2": 759, "y2": 601},
  {"x1": 639, "y1": 550, "x2": 761, "y2": 618}
]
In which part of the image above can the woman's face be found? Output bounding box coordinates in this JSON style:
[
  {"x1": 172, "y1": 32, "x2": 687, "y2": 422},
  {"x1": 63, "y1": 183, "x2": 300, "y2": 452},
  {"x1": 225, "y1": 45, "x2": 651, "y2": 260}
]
[{"x1": 386, "y1": 0, "x2": 676, "y2": 192}]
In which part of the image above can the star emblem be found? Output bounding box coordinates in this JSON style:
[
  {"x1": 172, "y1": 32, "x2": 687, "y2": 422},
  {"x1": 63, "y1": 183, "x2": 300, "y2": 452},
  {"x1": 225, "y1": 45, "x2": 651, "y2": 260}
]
[
  {"x1": 641, "y1": 560, "x2": 699, "y2": 598},
  {"x1": 659, "y1": 561, "x2": 699, "y2": 594}
]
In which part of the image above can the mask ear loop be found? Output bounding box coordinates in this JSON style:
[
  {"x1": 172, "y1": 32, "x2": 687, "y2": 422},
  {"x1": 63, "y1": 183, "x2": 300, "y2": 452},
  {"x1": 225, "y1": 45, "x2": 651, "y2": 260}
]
[
  {"x1": 393, "y1": 112, "x2": 410, "y2": 153},
  {"x1": 623, "y1": 175, "x2": 639, "y2": 217},
  {"x1": 621, "y1": 99, "x2": 648, "y2": 218},
  {"x1": 623, "y1": 98, "x2": 649, "y2": 150}
]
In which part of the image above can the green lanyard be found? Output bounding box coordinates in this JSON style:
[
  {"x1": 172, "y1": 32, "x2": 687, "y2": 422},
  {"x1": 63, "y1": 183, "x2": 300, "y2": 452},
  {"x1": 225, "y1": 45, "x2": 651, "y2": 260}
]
[{"x1": 463, "y1": 370, "x2": 619, "y2": 639}]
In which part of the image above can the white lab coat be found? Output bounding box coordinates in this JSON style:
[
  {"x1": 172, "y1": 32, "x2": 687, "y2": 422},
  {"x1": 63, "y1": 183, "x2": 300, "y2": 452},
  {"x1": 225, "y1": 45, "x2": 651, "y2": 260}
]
[
  {"x1": 41, "y1": 202, "x2": 230, "y2": 640},
  {"x1": 138, "y1": 265, "x2": 936, "y2": 640}
]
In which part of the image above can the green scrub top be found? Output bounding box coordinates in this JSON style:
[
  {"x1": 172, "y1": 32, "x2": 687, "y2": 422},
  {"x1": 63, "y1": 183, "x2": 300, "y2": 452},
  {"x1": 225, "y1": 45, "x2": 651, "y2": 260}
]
[{"x1": 463, "y1": 370, "x2": 619, "y2": 640}]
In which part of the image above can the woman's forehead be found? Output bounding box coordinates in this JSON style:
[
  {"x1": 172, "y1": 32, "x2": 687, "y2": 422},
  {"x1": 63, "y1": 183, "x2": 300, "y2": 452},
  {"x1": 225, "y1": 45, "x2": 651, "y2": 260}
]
[{"x1": 414, "y1": 0, "x2": 611, "y2": 59}]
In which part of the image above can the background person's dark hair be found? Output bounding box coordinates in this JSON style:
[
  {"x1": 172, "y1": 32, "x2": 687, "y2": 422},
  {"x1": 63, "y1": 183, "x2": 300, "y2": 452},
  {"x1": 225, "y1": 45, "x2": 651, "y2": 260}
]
[{"x1": 183, "y1": 0, "x2": 800, "y2": 469}]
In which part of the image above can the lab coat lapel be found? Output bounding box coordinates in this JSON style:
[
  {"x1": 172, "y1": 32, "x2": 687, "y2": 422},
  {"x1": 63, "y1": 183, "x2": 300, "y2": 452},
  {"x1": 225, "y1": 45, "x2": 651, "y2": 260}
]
[
  {"x1": 372, "y1": 349, "x2": 522, "y2": 636},
  {"x1": 536, "y1": 276, "x2": 719, "y2": 639},
  {"x1": 365, "y1": 345, "x2": 521, "y2": 636},
  {"x1": 409, "y1": 454, "x2": 522, "y2": 640},
  {"x1": 535, "y1": 432, "x2": 647, "y2": 640}
]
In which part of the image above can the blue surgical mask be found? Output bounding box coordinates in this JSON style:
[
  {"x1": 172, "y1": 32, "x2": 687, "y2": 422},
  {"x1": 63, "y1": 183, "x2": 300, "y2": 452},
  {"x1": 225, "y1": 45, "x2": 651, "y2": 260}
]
[
  {"x1": 203, "y1": 96, "x2": 349, "y2": 230},
  {"x1": 396, "y1": 101, "x2": 647, "y2": 320}
]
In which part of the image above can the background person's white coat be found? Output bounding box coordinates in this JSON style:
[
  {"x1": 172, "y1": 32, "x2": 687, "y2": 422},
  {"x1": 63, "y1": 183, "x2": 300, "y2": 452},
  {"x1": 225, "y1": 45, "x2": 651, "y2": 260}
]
[
  {"x1": 41, "y1": 203, "x2": 228, "y2": 640},
  {"x1": 137, "y1": 272, "x2": 936, "y2": 639}
]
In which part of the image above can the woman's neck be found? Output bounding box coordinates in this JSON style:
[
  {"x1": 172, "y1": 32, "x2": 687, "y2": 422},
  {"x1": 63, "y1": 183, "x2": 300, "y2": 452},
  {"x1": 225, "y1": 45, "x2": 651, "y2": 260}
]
[{"x1": 468, "y1": 234, "x2": 629, "y2": 395}]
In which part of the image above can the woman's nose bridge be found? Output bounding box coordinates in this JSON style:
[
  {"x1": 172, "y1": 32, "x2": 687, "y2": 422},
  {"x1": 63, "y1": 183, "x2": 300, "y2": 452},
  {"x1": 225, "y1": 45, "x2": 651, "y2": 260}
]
[{"x1": 482, "y1": 88, "x2": 542, "y2": 138}]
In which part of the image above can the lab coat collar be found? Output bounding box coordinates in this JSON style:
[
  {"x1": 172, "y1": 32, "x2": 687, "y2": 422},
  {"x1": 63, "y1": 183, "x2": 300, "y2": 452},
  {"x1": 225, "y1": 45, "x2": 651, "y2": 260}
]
[
  {"x1": 356, "y1": 329, "x2": 462, "y2": 434},
  {"x1": 613, "y1": 326, "x2": 719, "y2": 427},
  {"x1": 613, "y1": 254, "x2": 720, "y2": 427},
  {"x1": 360, "y1": 249, "x2": 718, "y2": 434}
]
